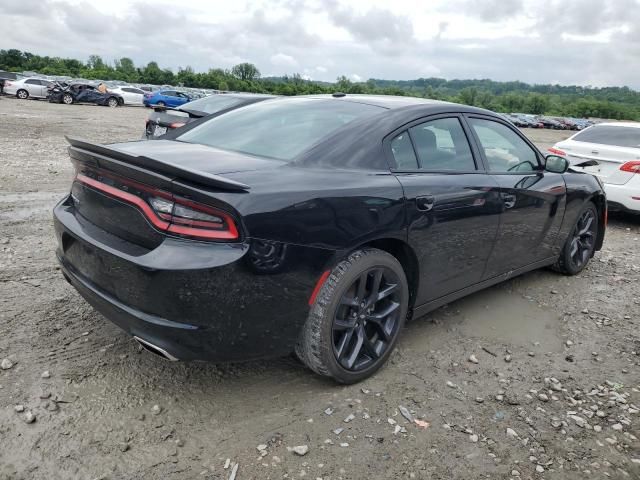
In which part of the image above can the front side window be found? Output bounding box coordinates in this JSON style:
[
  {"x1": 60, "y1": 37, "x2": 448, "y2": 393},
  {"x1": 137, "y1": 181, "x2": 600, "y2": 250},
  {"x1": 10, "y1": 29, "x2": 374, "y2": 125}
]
[
  {"x1": 469, "y1": 118, "x2": 539, "y2": 173},
  {"x1": 573, "y1": 125, "x2": 640, "y2": 148},
  {"x1": 178, "y1": 98, "x2": 383, "y2": 161},
  {"x1": 409, "y1": 117, "x2": 475, "y2": 171}
]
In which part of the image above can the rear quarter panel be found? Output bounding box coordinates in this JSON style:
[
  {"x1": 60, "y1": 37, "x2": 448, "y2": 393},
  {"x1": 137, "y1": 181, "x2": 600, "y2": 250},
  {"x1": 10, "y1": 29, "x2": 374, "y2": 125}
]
[{"x1": 557, "y1": 171, "x2": 606, "y2": 251}]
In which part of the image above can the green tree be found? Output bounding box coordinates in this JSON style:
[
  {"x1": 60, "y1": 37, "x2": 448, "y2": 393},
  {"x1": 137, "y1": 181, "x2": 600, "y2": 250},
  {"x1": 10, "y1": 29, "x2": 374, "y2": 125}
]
[
  {"x1": 231, "y1": 63, "x2": 260, "y2": 82},
  {"x1": 526, "y1": 94, "x2": 549, "y2": 114},
  {"x1": 87, "y1": 54, "x2": 105, "y2": 70},
  {"x1": 0, "y1": 49, "x2": 25, "y2": 69},
  {"x1": 458, "y1": 87, "x2": 478, "y2": 106}
]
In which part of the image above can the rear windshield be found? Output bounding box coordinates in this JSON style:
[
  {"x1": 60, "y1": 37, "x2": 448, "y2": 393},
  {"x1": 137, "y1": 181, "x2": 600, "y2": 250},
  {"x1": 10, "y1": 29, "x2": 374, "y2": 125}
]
[
  {"x1": 181, "y1": 95, "x2": 247, "y2": 115},
  {"x1": 573, "y1": 125, "x2": 640, "y2": 148},
  {"x1": 177, "y1": 98, "x2": 384, "y2": 161}
]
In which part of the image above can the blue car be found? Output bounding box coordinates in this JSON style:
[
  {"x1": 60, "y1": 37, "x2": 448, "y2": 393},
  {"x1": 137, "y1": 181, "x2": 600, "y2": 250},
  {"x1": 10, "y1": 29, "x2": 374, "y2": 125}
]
[{"x1": 143, "y1": 89, "x2": 192, "y2": 108}]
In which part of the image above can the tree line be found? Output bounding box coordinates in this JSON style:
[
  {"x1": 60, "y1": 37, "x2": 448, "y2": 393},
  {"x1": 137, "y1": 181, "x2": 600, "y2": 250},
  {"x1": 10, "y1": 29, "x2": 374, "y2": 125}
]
[{"x1": 1, "y1": 49, "x2": 638, "y2": 120}]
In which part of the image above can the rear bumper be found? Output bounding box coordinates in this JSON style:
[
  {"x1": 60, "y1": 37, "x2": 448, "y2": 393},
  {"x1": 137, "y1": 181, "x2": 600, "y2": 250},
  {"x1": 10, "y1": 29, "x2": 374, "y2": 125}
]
[
  {"x1": 53, "y1": 195, "x2": 332, "y2": 362},
  {"x1": 58, "y1": 255, "x2": 203, "y2": 361},
  {"x1": 605, "y1": 177, "x2": 640, "y2": 213}
]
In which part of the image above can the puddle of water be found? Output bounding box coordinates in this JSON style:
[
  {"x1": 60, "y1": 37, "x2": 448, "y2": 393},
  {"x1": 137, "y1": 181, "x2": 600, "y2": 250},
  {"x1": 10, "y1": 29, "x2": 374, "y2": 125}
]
[{"x1": 405, "y1": 286, "x2": 562, "y2": 352}]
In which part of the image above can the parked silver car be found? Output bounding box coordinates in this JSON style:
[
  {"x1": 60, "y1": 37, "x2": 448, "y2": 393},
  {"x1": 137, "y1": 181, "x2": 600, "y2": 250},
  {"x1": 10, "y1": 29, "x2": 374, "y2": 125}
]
[{"x1": 3, "y1": 77, "x2": 53, "y2": 99}]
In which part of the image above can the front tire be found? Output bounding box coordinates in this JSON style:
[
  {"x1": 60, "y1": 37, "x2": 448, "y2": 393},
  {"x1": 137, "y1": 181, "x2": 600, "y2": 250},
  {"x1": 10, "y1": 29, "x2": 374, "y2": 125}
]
[
  {"x1": 553, "y1": 202, "x2": 598, "y2": 275},
  {"x1": 107, "y1": 97, "x2": 118, "y2": 108},
  {"x1": 62, "y1": 93, "x2": 73, "y2": 105},
  {"x1": 296, "y1": 249, "x2": 409, "y2": 384},
  {"x1": 17, "y1": 89, "x2": 28, "y2": 100}
]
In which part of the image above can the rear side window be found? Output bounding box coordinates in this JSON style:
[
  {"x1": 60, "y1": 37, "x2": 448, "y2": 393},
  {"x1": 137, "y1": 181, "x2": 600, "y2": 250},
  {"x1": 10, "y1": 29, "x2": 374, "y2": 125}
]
[
  {"x1": 410, "y1": 117, "x2": 475, "y2": 171},
  {"x1": 469, "y1": 118, "x2": 538, "y2": 173},
  {"x1": 573, "y1": 125, "x2": 640, "y2": 148},
  {"x1": 25, "y1": 79, "x2": 39, "y2": 85},
  {"x1": 390, "y1": 132, "x2": 418, "y2": 169},
  {"x1": 178, "y1": 98, "x2": 383, "y2": 161}
]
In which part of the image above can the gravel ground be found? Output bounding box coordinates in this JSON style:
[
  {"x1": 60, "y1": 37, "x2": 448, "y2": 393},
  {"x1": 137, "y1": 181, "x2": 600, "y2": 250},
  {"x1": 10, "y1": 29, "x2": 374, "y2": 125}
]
[{"x1": 0, "y1": 97, "x2": 639, "y2": 480}]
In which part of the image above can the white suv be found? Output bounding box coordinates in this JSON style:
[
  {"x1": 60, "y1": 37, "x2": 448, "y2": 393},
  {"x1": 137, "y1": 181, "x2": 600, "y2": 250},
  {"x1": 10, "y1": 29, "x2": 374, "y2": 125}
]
[
  {"x1": 4, "y1": 77, "x2": 53, "y2": 100},
  {"x1": 550, "y1": 122, "x2": 640, "y2": 213}
]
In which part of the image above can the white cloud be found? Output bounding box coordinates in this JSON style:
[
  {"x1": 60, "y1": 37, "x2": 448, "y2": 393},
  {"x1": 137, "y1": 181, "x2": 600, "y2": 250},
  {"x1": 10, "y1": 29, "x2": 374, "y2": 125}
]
[
  {"x1": 0, "y1": 0, "x2": 638, "y2": 88},
  {"x1": 270, "y1": 53, "x2": 298, "y2": 67},
  {"x1": 349, "y1": 73, "x2": 362, "y2": 82}
]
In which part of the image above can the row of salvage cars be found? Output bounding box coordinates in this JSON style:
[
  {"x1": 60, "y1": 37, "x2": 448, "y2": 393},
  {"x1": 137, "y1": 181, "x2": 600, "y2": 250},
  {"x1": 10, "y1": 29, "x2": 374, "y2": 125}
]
[{"x1": 3, "y1": 76, "x2": 147, "y2": 107}]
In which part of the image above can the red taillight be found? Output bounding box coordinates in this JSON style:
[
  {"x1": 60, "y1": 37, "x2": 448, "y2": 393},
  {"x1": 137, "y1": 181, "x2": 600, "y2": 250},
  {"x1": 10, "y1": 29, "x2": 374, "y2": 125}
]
[
  {"x1": 5, "y1": 81, "x2": 12, "y2": 87},
  {"x1": 75, "y1": 172, "x2": 239, "y2": 241},
  {"x1": 548, "y1": 147, "x2": 566, "y2": 156},
  {"x1": 169, "y1": 122, "x2": 186, "y2": 129},
  {"x1": 620, "y1": 161, "x2": 640, "y2": 173}
]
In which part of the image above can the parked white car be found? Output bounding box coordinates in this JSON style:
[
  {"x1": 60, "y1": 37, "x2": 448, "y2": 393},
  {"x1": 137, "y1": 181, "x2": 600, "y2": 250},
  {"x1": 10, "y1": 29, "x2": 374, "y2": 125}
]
[
  {"x1": 107, "y1": 86, "x2": 146, "y2": 105},
  {"x1": 550, "y1": 122, "x2": 640, "y2": 213},
  {"x1": 4, "y1": 77, "x2": 53, "y2": 99}
]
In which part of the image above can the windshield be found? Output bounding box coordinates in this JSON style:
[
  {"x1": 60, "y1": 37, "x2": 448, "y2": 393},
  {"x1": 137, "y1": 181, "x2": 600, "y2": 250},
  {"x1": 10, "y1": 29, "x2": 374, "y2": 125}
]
[
  {"x1": 180, "y1": 95, "x2": 247, "y2": 115},
  {"x1": 573, "y1": 125, "x2": 640, "y2": 148},
  {"x1": 177, "y1": 98, "x2": 384, "y2": 161}
]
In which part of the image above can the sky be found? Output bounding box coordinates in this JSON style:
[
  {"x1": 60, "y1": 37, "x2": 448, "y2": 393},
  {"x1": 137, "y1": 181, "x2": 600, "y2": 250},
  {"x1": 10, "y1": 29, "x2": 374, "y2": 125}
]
[{"x1": 1, "y1": 0, "x2": 639, "y2": 88}]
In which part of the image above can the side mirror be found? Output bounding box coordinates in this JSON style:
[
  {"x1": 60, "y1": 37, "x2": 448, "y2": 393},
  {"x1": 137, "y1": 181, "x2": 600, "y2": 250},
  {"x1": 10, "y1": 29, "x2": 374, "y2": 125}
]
[{"x1": 545, "y1": 155, "x2": 569, "y2": 174}]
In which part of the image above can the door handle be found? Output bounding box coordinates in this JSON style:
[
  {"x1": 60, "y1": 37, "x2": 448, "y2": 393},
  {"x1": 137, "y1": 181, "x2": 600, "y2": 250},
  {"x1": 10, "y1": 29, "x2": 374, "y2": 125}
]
[
  {"x1": 501, "y1": 193, "x2": 516, "y2": 209},
  {"x1": 416, "y1": 195, "x2": 435, "y2": 212}
]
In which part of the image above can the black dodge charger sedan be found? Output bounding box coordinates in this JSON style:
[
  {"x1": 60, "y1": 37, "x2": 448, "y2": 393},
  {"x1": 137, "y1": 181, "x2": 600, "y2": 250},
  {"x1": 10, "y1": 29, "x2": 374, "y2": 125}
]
[{"x1": 54, "y1": 94, "x2": 606, "y2": 383}]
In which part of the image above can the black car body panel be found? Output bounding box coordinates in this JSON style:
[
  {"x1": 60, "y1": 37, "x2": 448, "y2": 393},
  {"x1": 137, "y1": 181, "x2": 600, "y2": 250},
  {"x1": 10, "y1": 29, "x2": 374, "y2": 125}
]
[{"x1": 53, "y1": 95, "x2": 606, "y2": 363}]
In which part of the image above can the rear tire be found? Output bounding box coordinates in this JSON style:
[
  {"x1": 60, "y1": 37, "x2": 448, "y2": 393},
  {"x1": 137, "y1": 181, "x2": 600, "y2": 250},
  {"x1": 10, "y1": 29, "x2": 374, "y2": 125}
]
[
  {"x1": 17, "y1": 89, "x2": 28, "y2": 100},
  {"x1": 296, "y1": 248, "x2": 409, "y2": 384},
  {"x1": 156, "y1": 101, "x2": 165, "y2": 107},
  {"x1": 552, "y1": 201, "x2": 598, "y2": 275}
]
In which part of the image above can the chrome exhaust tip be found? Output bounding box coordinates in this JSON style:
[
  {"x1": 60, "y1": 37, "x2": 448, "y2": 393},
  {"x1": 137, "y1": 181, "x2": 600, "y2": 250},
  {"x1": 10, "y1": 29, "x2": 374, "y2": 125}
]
[{"x1": 133, "y1": 336, "x2": 178, "y2": 361}]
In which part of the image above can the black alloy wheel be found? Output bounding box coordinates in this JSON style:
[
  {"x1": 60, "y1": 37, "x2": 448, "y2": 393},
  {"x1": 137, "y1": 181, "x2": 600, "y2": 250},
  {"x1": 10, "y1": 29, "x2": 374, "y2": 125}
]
[
  {"x1": 297, "y1": 248, "x2": 409, "y2": 383},
  {"x1": 332, "y1": 267, "x2": 402, "y2": 371},
  {"x1": 568, "y1": 207, "x2": 597, "y2": 270},
  {"x1": 553, "y1": 202, "x2": 598, "y2": 275}
]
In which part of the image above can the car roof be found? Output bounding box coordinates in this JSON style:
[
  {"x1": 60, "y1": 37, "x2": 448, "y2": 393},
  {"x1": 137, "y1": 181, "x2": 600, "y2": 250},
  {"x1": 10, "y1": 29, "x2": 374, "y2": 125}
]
[
  {"x1": 300, "y1": 94, "x2": 449, "y2": 109},
  {"x1": 221, "y1": 93, "x2": 277, "y2": 99},
  {"x1": 593, "y1": 122, "x2": 640, "y2": 129},
  {"x1": 281, "y1": 93, "x2": 500, "y2": 116}
]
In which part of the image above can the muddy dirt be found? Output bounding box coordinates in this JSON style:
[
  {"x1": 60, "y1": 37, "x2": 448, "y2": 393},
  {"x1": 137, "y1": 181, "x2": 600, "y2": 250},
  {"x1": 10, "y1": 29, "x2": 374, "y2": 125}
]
[{"x1": 0, "y1": 97, "x2": 639, "y2": 480}]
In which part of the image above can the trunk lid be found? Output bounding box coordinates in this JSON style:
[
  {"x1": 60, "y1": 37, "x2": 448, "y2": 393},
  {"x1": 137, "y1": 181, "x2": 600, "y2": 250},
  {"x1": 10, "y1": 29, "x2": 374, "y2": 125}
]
[
  {"x1": 110, "y1": 139, "x2": 286, "y2": 176},
  {"x1": 558, "y1": 139, "x2": 639, "y2": 185},
  {"x1": 65, "y1": 137, "x2": 279, "y2": 249}
]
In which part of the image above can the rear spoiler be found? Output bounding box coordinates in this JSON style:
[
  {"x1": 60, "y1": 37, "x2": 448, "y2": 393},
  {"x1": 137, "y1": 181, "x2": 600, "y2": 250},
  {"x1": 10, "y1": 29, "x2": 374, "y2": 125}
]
[
  {"x1": 65, "y1": 136, "x2": 250, "y2": 192},
  {"x1": 152, "y1": 105, "x2": 178, "y2": 113}
]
